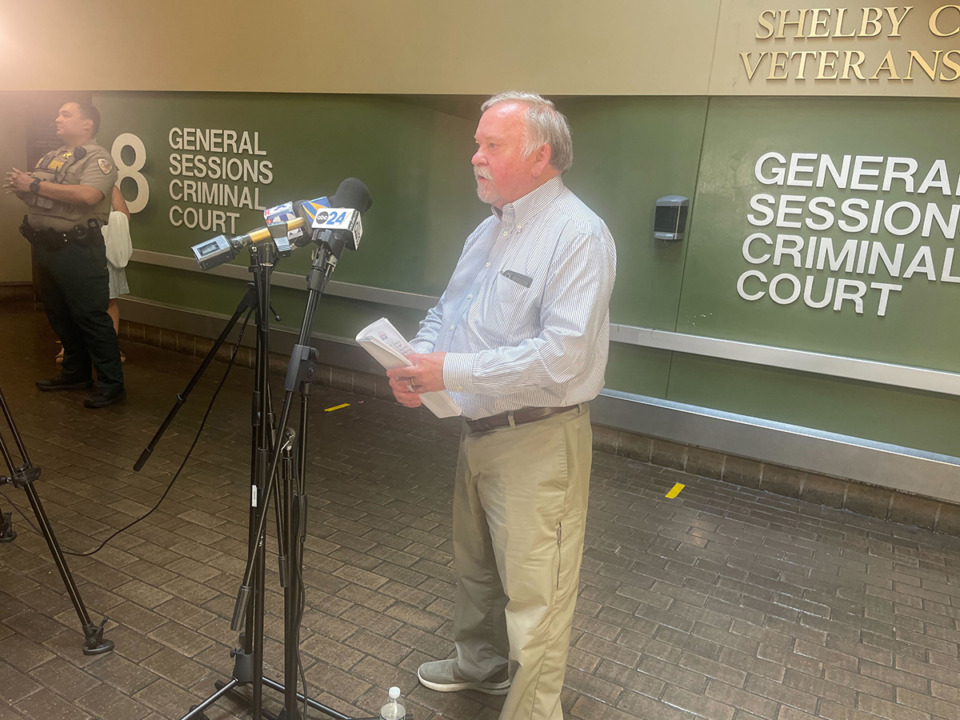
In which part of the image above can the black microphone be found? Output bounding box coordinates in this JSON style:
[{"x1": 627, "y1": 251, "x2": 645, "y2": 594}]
[
  {"x1": 303, "y1": 178, "x2": 372, "y2": 259},
  {"x1": 330, "y1": 177, "x2": 373, "y2": 214},
  {"x1": 292, "y1": 179, "x2": 371, "y2": 230}
]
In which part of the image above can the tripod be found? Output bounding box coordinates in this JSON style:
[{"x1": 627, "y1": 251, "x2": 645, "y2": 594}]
[
  {"x1": 230, "y1": 229, "x2": 374, "y2": 720},
  {"x1": 137, "y1": 240, "x2": 376, "y2": 720},
  {"x1": 0, "y1": 384, "x2": 113, "y2": 656}
]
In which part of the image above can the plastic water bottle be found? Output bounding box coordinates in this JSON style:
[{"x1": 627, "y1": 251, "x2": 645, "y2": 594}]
[{"x1": 380, "y1": 686, "x2": 405, "y2": 720}]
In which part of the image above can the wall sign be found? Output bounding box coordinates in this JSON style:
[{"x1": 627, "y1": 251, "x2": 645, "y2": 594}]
[
  {"x1": 111, "y1": 126, "x2": 275, "y2": 235},
  {"x1": 736, "y1": 150, "x2": 960, "y2": 316},
  {"x1": 740, "y1": 6, "x2": 960, "y2": 85}
]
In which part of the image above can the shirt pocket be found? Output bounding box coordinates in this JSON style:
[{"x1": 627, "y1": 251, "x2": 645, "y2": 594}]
[{"x1": 471, "y1": 269, "x2": 540, "y2": 347}]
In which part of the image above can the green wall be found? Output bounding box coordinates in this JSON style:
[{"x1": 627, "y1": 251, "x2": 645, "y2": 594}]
[
  {"x1": 672, "y1": 97, "x2": 960, "y2": 455},
  {"x1": 91, "y1": 92, "x2": 959, "y2": 456},
  {"x1": 682, "y1": 97, "x2": 959, "y2": 370},
  {"x1": 96, "y1": 93, "x2": 487, "y2": 339}
]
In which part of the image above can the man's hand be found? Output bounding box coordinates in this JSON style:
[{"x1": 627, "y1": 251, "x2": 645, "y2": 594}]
[
  {"x1": 386, "y1": 352, "x2": 447, "y2": 408},
  {"x1": 4, "y1": 168, "x2": 32, "y2": 194},
  {"x1": 4, "y1": 169, "x2": 103, "y2": 206}
]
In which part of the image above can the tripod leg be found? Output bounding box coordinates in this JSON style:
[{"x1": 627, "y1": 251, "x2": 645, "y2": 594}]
[
  {"x1": 0, "y1": 387, "x2": 112, "y2": 655},
  {"x1": 0, "y1": 501, "x2": 16, "y2": 542},
  {"x1": 21, "y1": 482, "x2": 113, "y2": 655},
  {"x1": 280, "y1": 431, "x2": 303, "y2": 720},
  {"x1": 134, "y1": 283, "x2": 259, "y2": 472}
]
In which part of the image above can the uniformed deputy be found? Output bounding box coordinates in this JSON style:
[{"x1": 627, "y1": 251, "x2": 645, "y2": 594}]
[{"x1": 4, "y1": 101, "x2": 126, "y2": 408}]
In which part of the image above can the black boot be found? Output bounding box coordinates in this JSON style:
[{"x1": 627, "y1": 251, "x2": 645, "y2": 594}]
[
  {"x1": 36, "y1": 375, "x2": 94, "y2": 392},
  {"x1": 83, "y1": 386, "x2": 126, "y2": 409}
]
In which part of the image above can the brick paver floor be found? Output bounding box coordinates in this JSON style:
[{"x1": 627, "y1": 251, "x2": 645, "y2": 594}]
[{"x1": 2, "y1": 299, "x2": 959, "y2": 720}]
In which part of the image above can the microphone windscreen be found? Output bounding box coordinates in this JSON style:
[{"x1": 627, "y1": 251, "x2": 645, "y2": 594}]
[{"x1": 331, "y1": 178, "x2": 372, "y2": 214}]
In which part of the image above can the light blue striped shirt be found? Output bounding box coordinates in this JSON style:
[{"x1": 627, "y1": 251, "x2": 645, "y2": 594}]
[{"x1": 411, "y1": 176, "x2": 617, "y2": 420}]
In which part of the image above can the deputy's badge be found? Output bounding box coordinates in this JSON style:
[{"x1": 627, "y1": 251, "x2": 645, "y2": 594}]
[
  {"x1": 62, "y1": 151, "x2": 73, "y2": 160},
  {"x1": 98, "y1": 158, "x2": 114, "y2": 174}
]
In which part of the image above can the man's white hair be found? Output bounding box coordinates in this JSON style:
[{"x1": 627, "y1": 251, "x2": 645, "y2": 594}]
[{"x1": 481, "y1": 91, "x2": 573, "y2": 174}]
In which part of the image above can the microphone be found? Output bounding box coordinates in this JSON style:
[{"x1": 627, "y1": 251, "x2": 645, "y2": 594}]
[
  {"x1": 264, "y1": 199, "x2": 331, "y2": 252},
  {"x1": 307, "y1": 178, "x2": 372, "y2": 259},
  {"x1": 290, "y1": 178, "x2": 369, "y2": 231},
  {"x1": 293, "y1": 196, "x2": 333, "y2": 225},
  {"x1": 331, "y1": 177, "x2": 373, "y2": 214},
  {"x1": 191, "y1": 197, "x2": 328, "y2": 270},
  {"x1": 191, "y1": 214, "x2": 306, "y2": 270},
  {"x1": 290, "y1": 197, "x2": 332, "y2": 248},
  {"x1": 190, "y1": 179, "x2": 371, "y2": 270}
]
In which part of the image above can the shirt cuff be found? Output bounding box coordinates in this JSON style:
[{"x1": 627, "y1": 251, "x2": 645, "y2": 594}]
[{"x1": 442, "y1": 352, "x2": 475, "y2": 395}]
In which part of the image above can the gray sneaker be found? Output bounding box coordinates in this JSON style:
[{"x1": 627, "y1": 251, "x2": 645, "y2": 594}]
[{"x1": 417, "y1": 659, "x2": 510, "y2": 695}]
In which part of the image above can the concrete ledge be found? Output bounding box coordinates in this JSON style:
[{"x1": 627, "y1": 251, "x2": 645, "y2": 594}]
[
  {"x1": 593, "y1": 390, "x2": 960, "y2": 505},
  {"x1": 592, "y1": 424, "x2": 960, "y2": 536},
  {"x1": 0, "y1": 282, "x2": 33, "y2": 302}
]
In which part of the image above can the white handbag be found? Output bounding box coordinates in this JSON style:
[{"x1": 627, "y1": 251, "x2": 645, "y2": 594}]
[{"x1": 102, "y1": 210, "x2": 133, "y2": 268}]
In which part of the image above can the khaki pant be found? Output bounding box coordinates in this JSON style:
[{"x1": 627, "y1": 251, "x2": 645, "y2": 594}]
[{"x1": 453, "y1": 406, "x2": 592, "y2": 720}]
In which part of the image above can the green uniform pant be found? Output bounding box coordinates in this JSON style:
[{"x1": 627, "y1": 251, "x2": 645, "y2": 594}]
[
  {"x1": 453, "y1": 405, "x2": 592, "y2": 720},
  {"x1": 35, "y1": 237, "x2": 124, "y2": 392}
]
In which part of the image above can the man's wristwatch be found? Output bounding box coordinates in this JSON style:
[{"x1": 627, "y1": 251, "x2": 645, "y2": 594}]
[{"x1": 29, "y1": 178, "x2": 41, "y2": 194}]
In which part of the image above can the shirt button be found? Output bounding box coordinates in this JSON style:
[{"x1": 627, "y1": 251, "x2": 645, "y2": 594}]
[
  {"x1": 503, "y1": 231, "x2": 508, "y2": 237},
  {"x1": 485, "y1": 262, "x2": 491, "y2": 268},
  {"x1": 449, "y1": 325, "x2": 454, "y2": 331},
  {"x1": 467, "y1": 294, "x2": 473, "y2": 300},
  {"x1": 457, "y1": 385, "x2": 463, "y2": 391}
]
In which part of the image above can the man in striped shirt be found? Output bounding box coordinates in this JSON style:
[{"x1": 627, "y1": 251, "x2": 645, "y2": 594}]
[{"x1": 387, "y1": 91, "x2": 616, "y2": 720}]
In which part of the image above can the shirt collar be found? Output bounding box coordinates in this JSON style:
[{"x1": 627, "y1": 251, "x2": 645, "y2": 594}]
[{"x1": 492, "y1": 176, "x2": 565, "y2": 227}]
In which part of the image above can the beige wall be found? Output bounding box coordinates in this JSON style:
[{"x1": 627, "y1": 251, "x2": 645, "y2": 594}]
[
  {"x1": 0, "y1": 99, "x2": 32, "y2": 284},
  {"x1": 3, "y1": 2, "x2": 957, "y2": 97},
  {"x1": 0, "y1": 0, "x2": 718, "y2": 95}
]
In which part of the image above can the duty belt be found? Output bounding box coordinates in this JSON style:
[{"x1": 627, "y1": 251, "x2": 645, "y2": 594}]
[
  {"x1": 20, "y1": 217, "x2": 102, "y2": 247},
  {"x1": 464, "y1": 404, "x2": 581, "y2": 433}
]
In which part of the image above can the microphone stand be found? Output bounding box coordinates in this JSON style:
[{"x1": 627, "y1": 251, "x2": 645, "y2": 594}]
[
  {"x1": 0, "y1": 384, "x2": 113, "y2": 655},
  {"x1": 230, "y1": 234, "x2": 368, "y2": 720},
  {"x1": 157, "y1": 219, "x2": 383, "y2": 720},
  {"x1": 136, "y1": 242, "x2": 288, "y2": 720}
]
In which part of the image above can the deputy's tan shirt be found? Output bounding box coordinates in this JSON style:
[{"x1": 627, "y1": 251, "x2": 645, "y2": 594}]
[{"x1": 25, "y1": 143, "x2": 117, "y2": 232}]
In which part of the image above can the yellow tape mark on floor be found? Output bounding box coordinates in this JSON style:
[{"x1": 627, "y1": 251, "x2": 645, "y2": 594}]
[
  {"x1": 324, "y1": 403, "x2": 351, "y2": 412},
  {"x1": 665, "y1": 483, "x2": 685, "y2": 499}
]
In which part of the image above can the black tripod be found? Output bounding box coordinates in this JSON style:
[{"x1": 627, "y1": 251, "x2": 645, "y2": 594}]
[
  {"x1": 0, "y1": 384, "x2": 113, "y2": 656},
  {"x1": 136, "y1": 239, "x2": 375, "y2": 720},
  {"x1": 229, "y1": 228, "x2": 378, "y2": 720}
]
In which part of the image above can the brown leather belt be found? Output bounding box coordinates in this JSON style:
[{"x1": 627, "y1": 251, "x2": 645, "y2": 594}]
[{"x1": 465, "y1": 405, "x2": 579, "y2": 434}]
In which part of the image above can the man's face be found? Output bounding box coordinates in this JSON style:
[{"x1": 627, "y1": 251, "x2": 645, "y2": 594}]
[
  {"x1": 472, "y1": 102, "x2": 546, "y2": 209},
  {"x1": 56, "y1": 103, "x2": 92, "y2": 143}
]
